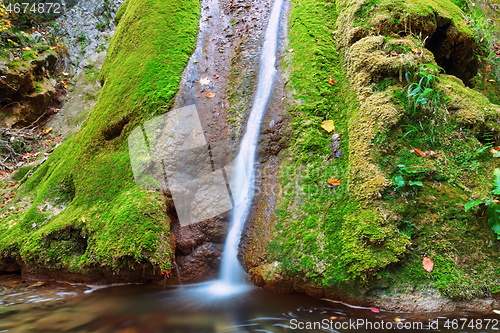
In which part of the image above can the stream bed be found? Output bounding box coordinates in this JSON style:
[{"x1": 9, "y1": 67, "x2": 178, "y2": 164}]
[{"x1": 0, "y1": 275, "x2": 498, "y2": 333}]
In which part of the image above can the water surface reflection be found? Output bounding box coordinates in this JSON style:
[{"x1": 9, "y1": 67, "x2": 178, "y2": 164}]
[{"x1": 1, "y1": 277, "x2": 498, "y2": 332}]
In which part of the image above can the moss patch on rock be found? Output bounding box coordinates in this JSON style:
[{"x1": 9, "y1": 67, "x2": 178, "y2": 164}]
[
  {"x1": 254, "y1": 0, "x2": 500, "y2": 306},
  {"x1": 0, "y1": 0, "x2": 200, "y2": 279}
]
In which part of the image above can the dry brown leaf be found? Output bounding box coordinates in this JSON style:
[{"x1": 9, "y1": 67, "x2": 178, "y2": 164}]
[
  {"x1": 327, "y1": 179, "x2": 341, "y2": 186},
  {"x1": 414, "y1": 148, "x2": 424, "y2": 157},
  {"x1": 321, "y1": 120, "x2": 335, "y2": 133},
  {"x1": 28, "y1": 281, "x2": 46, "y2": 288},
  {"x1": 328, "y1": 78, "x2": 335, "y2": 85},
  {"x1": 205, "y1": 92, "x2": 216, "y2": 98},
  {"x1": 423, "y1": 257, "x2": 434, "y2": 273}
]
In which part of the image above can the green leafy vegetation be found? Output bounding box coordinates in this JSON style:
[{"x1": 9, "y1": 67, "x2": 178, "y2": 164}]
[
  {"x1": 406, "y1": 64, "x2": 443, "y2": 113},
  {"x1": 465, "y1": 168, "x2": 500, "y2": 239}
]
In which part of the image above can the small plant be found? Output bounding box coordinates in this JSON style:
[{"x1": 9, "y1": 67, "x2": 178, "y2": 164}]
[
  {"x1": 76, "y1": 33, "x2": 86, "y2": 43},
  {"x1": 465, "y1": 168, "x2": 500, "y2": 239},
  {"x1": 393, "y1": 164, "x2": 425, "y2": 191},
  {"x1": 405, "y1": 63, "x2": 443, "y2": 113},
  {"x1": 399, "y1": 220, "x2": 415, "y2": 237},
  {"x1": 96, "y1": 22, "x2": 106, "y2": 32},
  {"x1": 76, "y1": 33, "x2": 88, "y2": 53}
]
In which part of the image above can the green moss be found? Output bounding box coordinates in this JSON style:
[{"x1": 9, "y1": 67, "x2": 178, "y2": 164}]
[
  {"x1": 34, "y1": 82, "x2": 43, "y2": 93},
  {"x1": 0, "y1": 0, "x2": 200, "y2": 274},
  {"x1": 266, "y1": 0, "x2": 500, "y2": 301},
  {"x1": 267, "y1": 0, "x2": 410, "y2": 288},
  {"x1": 11, "y1": 165, "x2": 34, "y2": 182}
]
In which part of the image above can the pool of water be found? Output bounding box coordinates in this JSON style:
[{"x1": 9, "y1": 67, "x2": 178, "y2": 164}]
[{"x1": 1, "y1": 275, "x2": 499, "y2": 333}]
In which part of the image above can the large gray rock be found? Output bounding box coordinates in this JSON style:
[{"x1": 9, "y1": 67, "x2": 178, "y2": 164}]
[{"x1": 53, "y1": 0, "x2": 125, "y2": 74}]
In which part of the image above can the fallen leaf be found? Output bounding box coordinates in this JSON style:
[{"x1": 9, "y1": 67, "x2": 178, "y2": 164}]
[
  {"x1": 371, "y1": 308, "x2": 380, "y2": 313},
  {"x1": 328, "y1": 78, "x2": 335, "y2": 85},
  {"x1": 423, "y1": 256, "x2": 434, "y2": 273},
  {"x1": 205, "y1": 92, "x2": 216, "y2": 98},
  {"x1": 28, "y1": 281, "x2": 46, "y2": 288},
  {"x1": 414, "y1": 148, "x2": 424, "y2": 157},
  {"x1": 327, "y1": 179, "x2": 341, "y2": 186},
  {"x1": 199, "y1": 77, "x2": 211, "y2": 85},
  {"x1": 321, "y1": 120, "x2": 335, "y2": 133},
  {"x1": 390, "y1": 51, "x2": 398, "y2": 56}
]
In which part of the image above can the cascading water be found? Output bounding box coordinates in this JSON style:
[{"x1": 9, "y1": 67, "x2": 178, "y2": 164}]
[
  {"x1": 176, "y1": 0, "x2": 284, "y2": 301},
  {"x1": 219, "y1": 0, "x2": 284, "y2": 287}
]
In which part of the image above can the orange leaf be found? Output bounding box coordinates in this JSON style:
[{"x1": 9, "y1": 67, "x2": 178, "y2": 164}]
[
  {"x1": 328, "y1": 78, "x2": 335, "y2": 85},
  {"x1": 327, "y1": 179, "x2": 341, "y2": 186},
  {"x1": 414, "y1": 148, "x2": 424, "y2": 157},
  {"x1": 423, "y1": 257, "x2": 434, "y2": 273},
  {"x1": 205, "y1": 92, "x2": 216, "y2": 98}
]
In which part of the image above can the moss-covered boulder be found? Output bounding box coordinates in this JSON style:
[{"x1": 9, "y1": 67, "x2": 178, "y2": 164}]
[
  {"x1": 247, "y1": 0, "x2": 500, "y2": 311},
  {"x1": 0, "y1": 0, "x2": 200, "y2": 282}
]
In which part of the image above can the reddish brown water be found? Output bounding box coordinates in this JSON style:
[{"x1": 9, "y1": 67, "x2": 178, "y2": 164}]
[{"x1": 1, "y1": 275, "x2": 499, "y2": 333}]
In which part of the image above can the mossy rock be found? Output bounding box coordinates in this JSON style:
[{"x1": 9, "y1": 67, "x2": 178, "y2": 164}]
[
  {"x1": 0, "y1": 0, "x2": 200, "y2": 279},
  {"x1": 262, "y1": 0, "x2": 500, "y2": 305}
]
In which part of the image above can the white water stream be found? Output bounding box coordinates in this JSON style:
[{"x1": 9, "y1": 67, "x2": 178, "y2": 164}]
[{"x1": 219, "y1": 0, "x2": 284, "y2": 286}]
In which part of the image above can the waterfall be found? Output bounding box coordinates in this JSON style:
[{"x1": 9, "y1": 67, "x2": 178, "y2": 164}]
[
  {"x1": 218, "y1": 0, "x2": 284, "y2": 286},
  {"x1": 174, "y1": 0, "x2": 284, "y2": 301}
]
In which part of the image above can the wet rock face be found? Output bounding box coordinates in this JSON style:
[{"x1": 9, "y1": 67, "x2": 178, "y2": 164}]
[
  {"x1": 170, "y1": 216, "x2": 229, "y2": 283},
  {"x1": 166, "y1": 0, "x2": 279, "y2": 284},
  {"x1": 175, "y1": 242, "x2": 224, "y2": 282}
]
